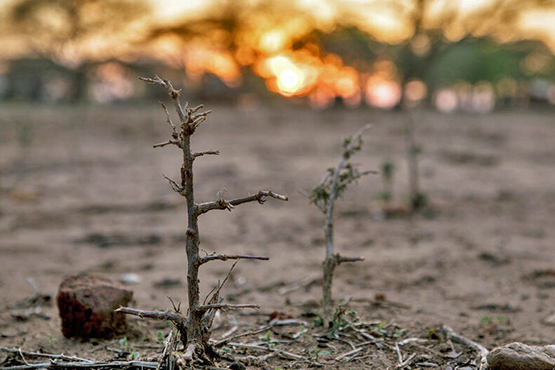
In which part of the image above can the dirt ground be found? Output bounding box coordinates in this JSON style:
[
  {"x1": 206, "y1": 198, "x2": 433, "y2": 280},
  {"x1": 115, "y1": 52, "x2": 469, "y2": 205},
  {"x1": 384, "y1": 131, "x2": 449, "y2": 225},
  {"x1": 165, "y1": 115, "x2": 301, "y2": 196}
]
[{"x1": 1, "y1": 101, "x2": 555, "y2": 369}]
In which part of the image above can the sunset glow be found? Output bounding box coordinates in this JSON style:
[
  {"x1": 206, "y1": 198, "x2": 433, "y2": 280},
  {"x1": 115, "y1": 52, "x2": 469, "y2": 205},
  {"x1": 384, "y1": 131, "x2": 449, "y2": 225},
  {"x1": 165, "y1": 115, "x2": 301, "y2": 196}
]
[
  {"x1": 277, "y1": 68, "x2": 303, "y2": 95},
  {"x1": 2, "y1": 0, "x2": 555, "y2": 107}
]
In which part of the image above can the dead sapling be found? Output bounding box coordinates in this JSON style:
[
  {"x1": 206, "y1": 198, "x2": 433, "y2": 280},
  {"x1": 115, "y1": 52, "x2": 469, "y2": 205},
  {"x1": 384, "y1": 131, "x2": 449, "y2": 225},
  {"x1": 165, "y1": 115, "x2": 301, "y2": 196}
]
[
  {"x1": 308, "y1": 124, "x2": 374, "y2": 325},
  {"x1": 116, "y1": 76, "x2": 288, "y2": 368}
]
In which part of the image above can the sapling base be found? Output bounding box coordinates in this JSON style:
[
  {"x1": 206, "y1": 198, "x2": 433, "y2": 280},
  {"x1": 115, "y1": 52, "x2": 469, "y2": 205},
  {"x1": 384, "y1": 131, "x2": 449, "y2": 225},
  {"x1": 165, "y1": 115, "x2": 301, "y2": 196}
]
[{"x1": 116, "y1": 76, "x2": 287, "y2": 367}]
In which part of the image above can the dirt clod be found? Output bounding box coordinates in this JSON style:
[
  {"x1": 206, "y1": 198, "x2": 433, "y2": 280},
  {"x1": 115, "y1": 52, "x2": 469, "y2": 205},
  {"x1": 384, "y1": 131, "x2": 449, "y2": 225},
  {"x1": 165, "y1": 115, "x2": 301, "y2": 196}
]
[{"x1": 56, "y1": 274, "x2": 133, "y2": 339}]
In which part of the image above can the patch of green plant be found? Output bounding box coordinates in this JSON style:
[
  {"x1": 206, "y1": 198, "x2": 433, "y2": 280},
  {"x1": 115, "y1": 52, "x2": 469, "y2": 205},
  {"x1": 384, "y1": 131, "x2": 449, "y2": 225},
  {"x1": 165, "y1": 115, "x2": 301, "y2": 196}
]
[
  {"x1": 479, "y1": 315, "x2": 492, "y2": 324},
  {"x1": 411, "y1": 191, "x2": 428, "y2": 209},
  {"x1": 328, "y1": 305, "x2": 351, "y2": 338},
  {"x1": 377, "y1": 190, "x2": 392, "y2": 201},
  {"x1": 312, "y1": 347, "x2": 330, "y2": 361},
  {"x1": 156, "y1": 330, "x2": 165, "y2": 343},
  {"x1": 313, "y1": 315, "x2": 324, "y2": 327},
  {"x1": 118, "y1": 337, "x2": 139, "y2": 359},
  {"x1": 119, "y1": 336, "x2": 129, "y2": 351},
  {"x1": 394, "y1": 327, "x2": 405, "y2": 338},
  {"x1": 263, "y1": 330, "x2": 275, "y2": 349}
]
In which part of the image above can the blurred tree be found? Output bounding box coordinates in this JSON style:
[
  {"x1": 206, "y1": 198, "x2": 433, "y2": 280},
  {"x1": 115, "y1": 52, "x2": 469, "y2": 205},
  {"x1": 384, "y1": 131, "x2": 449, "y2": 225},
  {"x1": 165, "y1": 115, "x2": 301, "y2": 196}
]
[
  {"x1": 145, "y1": 0, "x2": 322, "y2": 88},
  {"x1": 373, "y1": 0, "x2": 555, "y2": 105},
  {"x1": 9, "y1": 0, "x2": 150, "y2": 102},
  {"x1": 298, "y1": 26, "x2": 380, "y2": 71}
]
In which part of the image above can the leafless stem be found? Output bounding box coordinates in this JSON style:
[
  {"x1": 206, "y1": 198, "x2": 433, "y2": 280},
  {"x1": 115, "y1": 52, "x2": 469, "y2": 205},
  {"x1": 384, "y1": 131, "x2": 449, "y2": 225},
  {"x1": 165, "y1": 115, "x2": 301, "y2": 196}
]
[
  {"x1": 162, "y1": 174, "x2": 185, "y2": 196},
  {"x1": 153, "y1": 140, "x2": 182, "y2": 149},
  {"x1": 336, "y1": 348, "x2": 364, "y2": 361},
  {"x1": 193, "y1": 150, "x2": 220, "y2": 159},
  {"x1": 156, "y1": 329, "x2": 178, "y2": 370},
  {"x1": 115, "y1": 307, "x2": 184, "y2": 322},
  {"x1": 138, "y1": 76, "x2": 188, "y2": 125},
  {"x1": 197, "y1": 190, "x2": 288, "y2": 215},
  {"x1": 0, "y1": 348, "x2": 93, "y2": 364},
  {"x1": 197, "y1": 303, "x2": 259, "y2": 313},
  {"x1": 200, "y1": 254, "x2": 269, "y2": 265},
  {"x1": 159, "y1": 102, "x2": 177, "y2": 135},
  {"x1": 321, "y1": 124, "x2": 371, "y2": 322},
  {"x1": 0, "y1": 360, "x2": 158, "y2": 369},
  {"x1": 226, "y1": 343, "x2": 306, "y2": 360}
]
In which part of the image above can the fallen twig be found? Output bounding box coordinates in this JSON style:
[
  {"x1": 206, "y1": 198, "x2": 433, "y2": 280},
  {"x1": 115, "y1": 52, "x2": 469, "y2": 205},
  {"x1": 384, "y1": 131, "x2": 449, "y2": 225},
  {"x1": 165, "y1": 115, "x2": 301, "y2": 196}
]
[
  {"x1": 397, "y1": 353, "x2": 417, "y2": 369},
  {"x1": 0, "y1": 348, "x2": 92, "y2": 364},
  {"x1": 397, "y1": 338, "x2": 430, "y2": 346},
  {"x1": 442, "y1": 325, "x2": 489, "y2": 369},
  {"x1": 335, "y1": 347, "x2": 364, "y2": 361},
  {"x1": 213, "y1": 325, "x2": 272, "y2": 347},
  {"x1": 395, "y1": 342, "x2": 403, "y2": 364},
  {"x1": 0, "y1": 360, "x2": 158, "y2": 369}
]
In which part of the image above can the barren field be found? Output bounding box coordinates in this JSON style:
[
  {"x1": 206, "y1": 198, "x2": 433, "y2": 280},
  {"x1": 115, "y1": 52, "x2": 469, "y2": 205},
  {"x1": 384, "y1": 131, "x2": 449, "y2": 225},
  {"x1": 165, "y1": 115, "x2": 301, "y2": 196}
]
[{"x1": 1, "y1": 102, "x2": 555, "y2": 369}]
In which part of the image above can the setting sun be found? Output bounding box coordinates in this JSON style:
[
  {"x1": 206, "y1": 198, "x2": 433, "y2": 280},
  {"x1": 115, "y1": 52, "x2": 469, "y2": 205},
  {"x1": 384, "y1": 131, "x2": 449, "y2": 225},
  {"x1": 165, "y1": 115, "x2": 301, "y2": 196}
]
[{"x1": 277, "y1": 68, "x2": 303, "y2": 95}]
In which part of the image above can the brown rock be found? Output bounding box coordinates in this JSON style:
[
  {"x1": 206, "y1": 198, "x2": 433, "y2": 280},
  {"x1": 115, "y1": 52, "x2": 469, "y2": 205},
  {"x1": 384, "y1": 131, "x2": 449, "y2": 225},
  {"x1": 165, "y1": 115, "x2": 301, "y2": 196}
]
[
  {"x1": 487, "y1": 342, "x2": 555, "y2": 370},
  {"x1": 57, "y1": 274, "x2": 133, "y2": 339}
]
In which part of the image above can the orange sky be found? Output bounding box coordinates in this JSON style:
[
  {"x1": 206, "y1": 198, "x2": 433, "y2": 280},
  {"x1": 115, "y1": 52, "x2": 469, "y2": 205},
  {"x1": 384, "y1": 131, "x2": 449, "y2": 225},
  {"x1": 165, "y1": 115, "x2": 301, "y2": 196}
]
[
  {"x1": 145, "y1": 0, "x2": 555, "y2": 50},
  {"x1": 1, "y1": 0, "x2": 554, "y2": 106},
  {"x1": 2, "y1": 0, "x2": 555, "y2": 57}
]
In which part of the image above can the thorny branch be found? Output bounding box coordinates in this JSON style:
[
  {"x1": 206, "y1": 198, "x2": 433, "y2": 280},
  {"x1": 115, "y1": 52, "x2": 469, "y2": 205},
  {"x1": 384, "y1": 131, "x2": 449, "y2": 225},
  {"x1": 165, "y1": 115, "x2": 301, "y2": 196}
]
[
  {"x1": 159, "y1": 102, "x2": 177, "y2": 137},
  {"x1": 200, "y1": 254, "x2": 269, "y2": 265},
  {"x1": 153, "y1": 139, "x2": 181, "y2": 149},
  {"x1": 197, "y1": 303, "x2": 260, "y2": 313},
  {"x1": 0, "y1": 349, "x2": 94, "y2": 364},
  {"x1": 139, "y1": 76, "x2": 189, "y2": 126},
  {"x1": 309, "y1": 124, "x2": 372, "y2": 323},
  {"x1": 112, "y1": 76, "x2": 288, "y2": 367},
  {"x1": 114, "y1": 307, "x2": 184, "y2": 323},
  {"x1": 193, "y1": 150, "x2": 220, "y2": 159},
  {"x1": 197, "y1": 190, "x2": 288, "y2": 215}
]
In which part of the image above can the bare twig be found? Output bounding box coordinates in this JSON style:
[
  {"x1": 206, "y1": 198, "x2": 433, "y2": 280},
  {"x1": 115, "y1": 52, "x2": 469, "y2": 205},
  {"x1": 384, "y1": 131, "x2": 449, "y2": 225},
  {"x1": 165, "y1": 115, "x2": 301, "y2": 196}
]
[
  {"x1": 156, "y1": 329, "x2": 177, "y2": 370},
  {"x1": 335, "y1": 347, "x2": 364, "y2": 361},
  {"x1": 0, "y1": 349, "x2": 92, "y2": 363},
  {"x1": 398, "y1": 338, "x2": 430, "y2": 346},
  {"x1": 213, "y1": 325, "x2": 272, "y2": 347},
  {"x1": 115, "y1": 307, "x2": 184, "y2": 322},
  {"x1": 395, "y1": 342, "x2": 403, "y2": 363},
  {"x1": 197, "y1": 303, "x2": 259, "y2": 313},
  {"x1": 138, "y1": 76, "x2": 188, "y2": 125},
  {"x1": 159, "y1": 102, "x2": 177, "y2": 135},
  {"x1": 199, "y1": 254, "x2": 269, "y2": 265},
  {"x1": 226, "y1": 343, "x2": 306, "y2": 360},
  {"x1": 0, "y1": 361, "x2": 158, "y2": 369},
  {"x1": 442, "y1": 325, "x2": 489, "y2": 369},
  {"x1": 197, "y1": 190, "x2": 288, "y2": 215},
  {"x1": 192, "y1": 150, "x2": 220, "y2": 159},
  {"x1": 203, "y1": 260, "x2": 237, "y2": 307},
  {"x1": 153, "y1": 140, "x2": 181, "y2": 149},
  {"x1": 162, "y1": 174, "x2": 185, "y2": 195},
  {"x1": 269, "y1": 319, "x2": 308, "y2": 326},
  {"x1": 397, "y1": 353, "x2": 417, "y2": 369}
]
